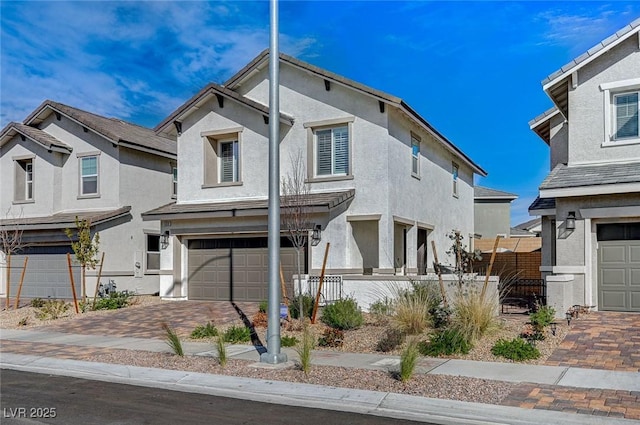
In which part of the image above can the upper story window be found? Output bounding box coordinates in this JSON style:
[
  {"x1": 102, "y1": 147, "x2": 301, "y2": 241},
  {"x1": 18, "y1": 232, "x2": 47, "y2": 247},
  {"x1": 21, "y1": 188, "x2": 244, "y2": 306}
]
[
  {"x1": 172, "y1": 165, "x2": 178, "y2": 198},
  {"x1": 13, "y1": 157, "x2": 34, "y2": 203},
  {"x1": 411, "y1": 134, "x2": 420, "y2": 178},
  {"x1": 202, "y1": 128, "x2": 243, "y2": 187},
  {"x1": 315, "y1": 126, "x2": 349, "y2": 176},
  {"x1": 452, "y1": 162, "x2": 459, "y2": 197},
  {"x1": 79, "y1": 154, "x2": 99, "y2": 196},
  {"x1": 614, "y1": 92, "x2": 639, "y2": 140}
]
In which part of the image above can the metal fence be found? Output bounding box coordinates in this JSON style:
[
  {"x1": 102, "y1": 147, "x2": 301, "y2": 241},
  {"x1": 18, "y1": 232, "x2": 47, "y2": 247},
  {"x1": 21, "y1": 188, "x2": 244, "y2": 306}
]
[
  {"x1": 499, "y1": 278, "x2": 546, "y2": 312},
  {"x1": 306, "y1": 275, "x2": 343, "y2": 305}
]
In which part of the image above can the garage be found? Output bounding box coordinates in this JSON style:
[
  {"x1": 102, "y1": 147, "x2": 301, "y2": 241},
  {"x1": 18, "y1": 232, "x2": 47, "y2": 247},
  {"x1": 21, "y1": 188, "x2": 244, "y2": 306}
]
[
  {"x1": 8, "y1": 245, "x2": 81, "y2": 300},
  {"x1": 597, "y1": 223, "x2": 640, "y2": 312},
  {"x1": 187, "y1": 237, "x2": 303, "y2": 302}
]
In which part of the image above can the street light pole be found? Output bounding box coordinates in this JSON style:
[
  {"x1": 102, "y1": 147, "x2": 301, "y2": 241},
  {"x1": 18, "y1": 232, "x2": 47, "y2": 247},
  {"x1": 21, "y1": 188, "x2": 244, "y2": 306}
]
[{"x1": 260, "y1": 0, "x2": 287, "y2": 364}]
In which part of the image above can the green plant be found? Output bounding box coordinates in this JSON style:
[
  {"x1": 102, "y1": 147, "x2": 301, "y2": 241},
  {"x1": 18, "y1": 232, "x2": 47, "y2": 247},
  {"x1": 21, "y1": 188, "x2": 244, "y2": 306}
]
[
  {"x1": 529, "y1": 305, "x2": 555, "y2": 328},
  {"x1": 369, "y1": 297, "x2": 394, "y2": 317},
  {"x1": 281, "y1": 335, "x2": 298, "y2": 347},
  {"x1": 30, "y1": 298, "x2": 45, "y2": 308},
  {"x1": 391, "y1": 283, "x2": 439, "y2": 335},
  {"x1": 429, "y1": 304, "x2": 452, "y2": 329},
  {"x1": 294, "y1": 325, "x2": 315, "y2": 376},
  {"x1": 93, "y1": 291, "x2": 131, "y2": 310},
  {"x1": 36, "y1": 300, "x2": 70, "y2": 320},
  {"x1": 258, "y1": 300, "x2": 268, "y2": 313},
  {"x1": 418, "y1": 328, "x2": 472, "y2": 356},
  {"x1": 451, "y1": 289, "x2": 499, "y2": 344},
  {"x1": 65, "y1": 217, "x2": 100, "y2": 302},
  {"x1": 376, "y1": 327, "x2": 405, "y2": 352},
  {"x1": 321, "y1": 297, "x2": 364, "y2": 330},
  {"x1": 317, "y1": 327, "x2": 344, "y2": 347},
  {"x1": 398, "y1": 338, "x2": 420, "y2": 382},
  {"x1": 222, "y1": 325, "x2": 251, "y2": 343},
  {"x1": 491, "y1": 338, "x2": 540, "y2": 361},
  {"x1": 216, "y1": 335, "x2": 227, "y2": 367},
  {"x1": 289, "y1": 294, "x2": 314, "y2": 320},
  {"x1": 190, "y1": 322, "x2": 218, "y2": 339},
  {"x1": 161, "y1": 322, "x2": 184, "y2": 357}
]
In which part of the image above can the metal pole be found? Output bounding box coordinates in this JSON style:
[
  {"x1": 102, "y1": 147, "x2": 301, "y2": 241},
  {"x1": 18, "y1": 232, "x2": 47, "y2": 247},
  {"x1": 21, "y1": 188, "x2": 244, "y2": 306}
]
[{"x1": 261, "y1": 0, "x2": 286, "y2": 364}]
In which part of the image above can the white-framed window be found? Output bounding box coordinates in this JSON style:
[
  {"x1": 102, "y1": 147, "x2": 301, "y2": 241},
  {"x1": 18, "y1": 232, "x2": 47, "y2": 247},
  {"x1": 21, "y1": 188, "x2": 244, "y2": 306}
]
[
  {"x1": 411, "y1": 134, "x2": 420, "y2": 177},
  {"x1": 13, "y1": 157, "x2": 34, "y2": 202},
  {"x1": 172, "y1": 165, "x2": 178, "y2": 197},
  {"x1": 452, "y1": 162, "x2": 459, "y2": 197},
  {"x1": 613, "y1": 92, "x2": 639, "y2": 140},
  {"x1": 219, "y1": 139, "x2": 239, "y2": 183},
  {"x1": 315, "y1": 126, "x2": 349, "y2": 177},
  {"x1": 146, "y1": 234, "x2": 160, "y2": 271},
  {"x1": 79, "y1": 155, "x2": 99, "y2": 196}
]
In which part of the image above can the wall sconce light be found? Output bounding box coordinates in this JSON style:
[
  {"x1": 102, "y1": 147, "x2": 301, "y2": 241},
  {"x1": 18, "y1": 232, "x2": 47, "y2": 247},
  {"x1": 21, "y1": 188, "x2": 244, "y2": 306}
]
[
  {"x1": 160, "y1": 230, "x2": 170, "y2": 249},
  {"x1": 311, "y1": 224, "x2": 322, "y2": 246},
  {"x1": 565, "y1": 211, "x2": 576, "y2": 230}
]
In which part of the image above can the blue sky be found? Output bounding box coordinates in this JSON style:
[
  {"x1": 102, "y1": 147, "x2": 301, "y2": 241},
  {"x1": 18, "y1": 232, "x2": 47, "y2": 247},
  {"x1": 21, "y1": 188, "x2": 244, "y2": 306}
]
[{"x1": 2, "y1": 1, "x2": 639, "y2": 225}]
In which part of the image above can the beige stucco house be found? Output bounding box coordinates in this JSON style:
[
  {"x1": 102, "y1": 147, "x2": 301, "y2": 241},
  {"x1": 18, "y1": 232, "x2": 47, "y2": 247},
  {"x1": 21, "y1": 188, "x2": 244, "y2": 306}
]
[
  {"x1": 0, "y1": 101, "x2": 176, "y2": 299},
  {"x1": 529, "y1": 18, "x2": 640, "y2": 314},
  {"x1": 143, "y1": 50, "x2": 487, "y2": 303}
]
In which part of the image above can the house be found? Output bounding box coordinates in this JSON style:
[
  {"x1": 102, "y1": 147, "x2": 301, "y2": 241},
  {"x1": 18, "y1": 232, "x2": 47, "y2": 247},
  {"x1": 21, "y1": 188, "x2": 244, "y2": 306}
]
[
  {"x1": 513, "y1": 217, "x2": 542, "y2": 237},
  {"x1": 529, "y1": 18, "x2": 640, "y2": 314},
  {"x1": 474, "y1": 186, "x2": 518, "y2": 238},
  {"x1": 142, "y1": 50, "x2": 487, "y2": 303},
  {"x1": 0, "y1": 100, "x2": 176, "y2": 300}
]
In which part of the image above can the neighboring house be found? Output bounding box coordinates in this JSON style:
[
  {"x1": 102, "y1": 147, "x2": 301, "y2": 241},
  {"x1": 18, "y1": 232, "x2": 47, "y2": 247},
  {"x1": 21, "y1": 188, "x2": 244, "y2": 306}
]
[
  {"x1": 143, "y1": 50, "x2": 487, "y2": 302},
  {"x1": 513, "y1": 217, "x2": 542, "y2": 238},
  {"x1": 529, "y1": 18, "x2": 640, "y2": 314},
  {"x1": 474, "y1": 186, "x2": 518, "y2": 238},
  {"x1": 0, "y1": 100, "x2": 176, "y2": 299}
]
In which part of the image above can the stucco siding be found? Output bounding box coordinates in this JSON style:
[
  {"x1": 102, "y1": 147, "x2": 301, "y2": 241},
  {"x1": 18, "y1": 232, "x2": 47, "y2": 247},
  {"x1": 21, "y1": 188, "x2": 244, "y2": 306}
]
[{"x1": 475, "y1": 202, "x2": 511, "y2": 238}]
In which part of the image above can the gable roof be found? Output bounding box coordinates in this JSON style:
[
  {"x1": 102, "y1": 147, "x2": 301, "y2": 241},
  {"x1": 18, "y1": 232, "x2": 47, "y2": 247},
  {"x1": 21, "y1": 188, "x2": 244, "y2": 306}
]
[
  {"x1": 0, "y1": 206, "x2": 131, "y2": 231},
  {"x1": 539, "y1": 162, "x2": 640, "y2": 196},
  {"x1": 542, "y1": 17, "x2": 640, "y2": 118},
  {"x1": 24, "y1": 100, "x2": 176, "y2": 159},
  {"x1": 154, "y1": 82, "x2": 295, "y2": 135},
  {"x1": 0, "y1": 122, "x2": 73, "y2": 153},
  {"x1": 474, "y1": 186, "x2": 518, "y2": 200},
  {"x1": 514, "y1": 217, "x2": 542, "y2": 232},
  {"x1": 222, "y1": 49, "x2": 487, "y2": 177},
  {"x1": 528, "y1": 107, "x2": 560, "y2": 144},
  {"x1": 528, "y1": 196, "x2": 556, "y2": 213}
]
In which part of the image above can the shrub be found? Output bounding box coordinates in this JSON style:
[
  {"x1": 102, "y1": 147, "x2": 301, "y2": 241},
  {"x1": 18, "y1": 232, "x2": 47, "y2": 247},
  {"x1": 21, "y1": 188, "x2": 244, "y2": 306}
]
[
  {"x1": 451, "y1": 290, "x2": 499, "y2": 344},
  {"x1": 222, "y1": 325, "x2": 251, "y2": 344},
  {"x1": 252, "y1": 311, "x2": 268, "y2": 328},
  {"x1": 376, "y1": 328, "x2": 405, "y2": 352},
  {"x1": 317, "y1": 328, "x2": 344, "y2": 347},
  {"x1": 491, "y1": 338, "x2": 540, "y2": 361},
  {"x1": 161, "y1": 322, "x2": 184, "y2": 357},
  {"x1": 369, "y1": 297, "x2": 394, "y2": 317},
  {"x1": 30, "y1": 298, "x2": 45, "y2": 308},
  {"x1": 93, "y1": 291, "x2": 131, "y2": 310},
  {"x1": 429, "y1": 304, "x2": 452, "y2": 329},
  {"x1": 418, "y1": 328, "x2": 472, "y2": 356},
  {"x1": 392, "y1": 284, "x2": 437, "y2": 335},
  {"x1": 258, "y1": 300, "x2": 268, "y2": 313},
  {"x1": 190, "y1": 322, "x2": 218, "y2": 339},
  {"x1": 321, "y1": 298, "x2": 364, "y2": 330},
  {"x1": 36, "y1": 300, "x2": 70, "y2": 320},
  {"x1": 289, "y1": 294, "x2": 314, "y2": 320},
  {"x1": 281, "y1": 335, "x2": 298, "y2": 347},
  {"x1": 295, "y1": 326, "x2": 315, "y2": 376},
  {"x1": 530, "y1": 305, "x2": 555, "y2": 329},
  {"x1": 216, "y1": 335, "x2": 227, "y2": 367},
  {"x1": 398, "y1": 338, "x2": 419, "y2": 382}
]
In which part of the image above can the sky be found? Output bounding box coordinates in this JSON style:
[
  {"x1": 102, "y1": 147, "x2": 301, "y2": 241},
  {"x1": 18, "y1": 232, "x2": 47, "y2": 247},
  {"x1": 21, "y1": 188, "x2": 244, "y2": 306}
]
[{"x1": 2, "y1": 1, "x2": 640, "y2": 226}]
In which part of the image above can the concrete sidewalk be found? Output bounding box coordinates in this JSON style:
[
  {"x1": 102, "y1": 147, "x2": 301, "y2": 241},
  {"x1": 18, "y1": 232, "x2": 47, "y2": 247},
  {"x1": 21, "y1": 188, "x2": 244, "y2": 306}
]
[{"x1": 2, "y1": 328, "x2": 639, "y2": 392}]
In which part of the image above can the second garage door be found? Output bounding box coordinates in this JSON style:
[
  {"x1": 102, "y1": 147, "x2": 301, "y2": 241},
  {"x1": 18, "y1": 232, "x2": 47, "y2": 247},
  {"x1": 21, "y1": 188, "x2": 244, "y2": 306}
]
[{"x1": 188, "y1": 237, "x2": 302, "y2": 302}]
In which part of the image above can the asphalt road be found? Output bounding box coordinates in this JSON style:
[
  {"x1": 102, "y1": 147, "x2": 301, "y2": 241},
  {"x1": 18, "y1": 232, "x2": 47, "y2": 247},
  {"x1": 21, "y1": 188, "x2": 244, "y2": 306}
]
[{"x1": 1, "y1": 369, "x2": 432, "y2": 425}]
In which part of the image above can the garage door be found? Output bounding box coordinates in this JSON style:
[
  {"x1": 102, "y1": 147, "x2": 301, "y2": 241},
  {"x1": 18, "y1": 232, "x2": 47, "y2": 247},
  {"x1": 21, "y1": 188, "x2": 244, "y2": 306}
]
[
  {"x1": 188, "y1": 237, "x2": 302, "y2": 302},
  {"x1": 8, "y1": 246, "x2": 81, "y2": 300},
  {"x1": 597, "y1": 223, "x2": 640, "y2": 312}
]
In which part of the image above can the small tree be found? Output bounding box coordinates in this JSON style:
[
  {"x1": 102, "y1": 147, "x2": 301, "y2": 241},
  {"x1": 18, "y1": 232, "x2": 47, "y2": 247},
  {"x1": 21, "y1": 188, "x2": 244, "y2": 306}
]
[
  {"x1": 446, "y1": 230, "x2": 481, "y2": 289},
  {"x1": 65, "y1": 217, "x2": 100, "y2": 302},
  {"x1": 1, "y1": 208, "x2": 25, "y2": 309},
  {"x1": 281, "y1": 150, "x2": 313, "y2": 321}
]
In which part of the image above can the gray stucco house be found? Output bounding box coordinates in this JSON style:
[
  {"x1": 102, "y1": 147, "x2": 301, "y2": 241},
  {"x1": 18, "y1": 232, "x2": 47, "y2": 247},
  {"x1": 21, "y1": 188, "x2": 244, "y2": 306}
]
[
  {"x1": 0, "y1": 100, "x2": 176, "y2": 299},
  {"x1": 474, "y1": 186, "x2": 518, "y2": 239},
  {"x1": 143, "y1": 50, "x2": 487, "y2": 302},
  {"x1": 529, "y1": 18, "x2": 640, "y2": 314}
]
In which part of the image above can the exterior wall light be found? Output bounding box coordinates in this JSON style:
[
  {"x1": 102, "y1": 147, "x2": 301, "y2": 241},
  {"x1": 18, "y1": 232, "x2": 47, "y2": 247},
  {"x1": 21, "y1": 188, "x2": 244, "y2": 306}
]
[
  {"x1": 311, "y1": 224, "x2": 322, "y2": 246},
  {"x1": 566, "y1": 211, "x2": 576, "y2": 230},
  {"x1": 160, "y1": 230, "x2": 170, "y2": 249}
]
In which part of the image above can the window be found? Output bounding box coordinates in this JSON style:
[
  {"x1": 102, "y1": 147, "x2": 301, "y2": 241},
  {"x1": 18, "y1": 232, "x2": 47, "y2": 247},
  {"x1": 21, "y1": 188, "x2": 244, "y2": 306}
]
[
  {"x1": 172, "y1": 166, "x2": 178, "y2": 197},
  {"x1": 315, "y1": 126, "x2": 349, "y2": 176},
  {"x1": 614, "y1": 92, "x2": 639, "y2": 140},
  {"x1": 219, "y1": 140, "x2": 238, "y2": 183},
  {"x1": 14, "y1": 158, "x2": 34, "y2": 202},
  {"x1": 411, "y1": 134, "x2": 420, "y2": 177},
  {"x1": 80, "y1": 155, "x2": 99, "y2": 196},
  {"x1": 202, "y1": 128, "x2": 243, "y2": 187},
  {"x1": 452, "y1": 162, "x2": 459, "y2": 197},
  {"x1": 146, "y1": 234, "x2": 160, "y2": 271}
]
